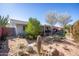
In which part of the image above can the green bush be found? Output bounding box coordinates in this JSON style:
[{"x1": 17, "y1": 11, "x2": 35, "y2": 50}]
[{"x1": 25, "y1": 17, "x2": 41, "y2": 39}]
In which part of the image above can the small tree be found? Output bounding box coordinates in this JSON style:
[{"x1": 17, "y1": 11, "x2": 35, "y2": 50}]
[{"x1": 25, "y1": 17, "x2": 41, "y2": 39}]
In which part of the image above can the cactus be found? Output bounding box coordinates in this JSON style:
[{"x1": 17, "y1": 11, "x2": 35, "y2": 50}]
[{"x1": 36, "y1": 35, "x2": 42, "y2": 55}]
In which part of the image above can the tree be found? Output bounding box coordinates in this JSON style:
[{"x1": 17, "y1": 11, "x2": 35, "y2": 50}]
[
  {"x1": 46, "y1": 12, "x2": 72, "y2": 37},
  {"x1": 58, "y1": 14, "x2": 72, "y2": 36},
  {"x1": 25, "y1": 17, "x2": 41, "y2": 39},
  {"x1": 46, "y1": 12, "x2": 57, "y2": 35},
  {"x1": 58, "y1": 14, "x2": 72, "y2": 27},
  {"x1": 0, "y1": 15, "x2": 9, "y2": 27}
]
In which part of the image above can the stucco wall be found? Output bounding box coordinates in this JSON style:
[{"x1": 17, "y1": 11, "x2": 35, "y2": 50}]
[
  {"x1": 6, "y1": 19, "x2": 26, "y2": 35},
  {"x1": 16, "y1": 24, "x2": 24, "y2": 35}
]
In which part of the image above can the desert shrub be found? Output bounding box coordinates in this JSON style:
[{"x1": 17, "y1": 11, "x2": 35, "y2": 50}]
[
  {"x1": 17, "y1": 32, "x2": 27, "y2": 38},
  {"x1": 18, "y1": 43, "x2": 29, "y2": 56},
  {"x1": 52, "y1": 35, "x2": 65, "y2": 41},
  {"x1": 71, "y1": 20, "x2": 79, "y2": 42},
  {"x1": 27, "y1": 35, "x2": 34, "y2": 40},
  {"x1": 19, "y1": 43, "x2": 26, "y2": 49},
  {"x1": 56, "y1": 29, "x2": 66, "y2": 37},
  {"x1": 64, "y1": 24, "x2": 72, "y2": 33},
  {"x1": 25, "y1": 33, "x2": 34, "y2": 40}
]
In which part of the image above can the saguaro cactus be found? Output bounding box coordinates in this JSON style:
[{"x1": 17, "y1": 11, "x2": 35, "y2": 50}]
[{"x1": 37, "y1": 35, "x2": 42, "y2": 55}]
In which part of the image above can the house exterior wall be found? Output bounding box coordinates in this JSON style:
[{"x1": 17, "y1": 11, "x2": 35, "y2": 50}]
[
  {"x1": 6, "y1": 20, "x2": 17, "y2": 35},
  {"x1": 16, "y1": 24, "x2": 24, "y2": 35},
  {"x1": 6, "y1": 19, "x2": 26, "y2": 35}
]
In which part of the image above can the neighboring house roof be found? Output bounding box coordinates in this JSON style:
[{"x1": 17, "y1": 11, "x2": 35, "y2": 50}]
[
  {"x1": 6, "y1": 19, "x2": 27, "y2": 27},
  {"x1": 10, "y1": 19, "x2": 27, "y2": 25},
  {"x1": 41, "y1": 25, "x2": 63, "y2": 31},
  {"x1": 41, "y1": 25, "x2": 63, "y2": 28}
]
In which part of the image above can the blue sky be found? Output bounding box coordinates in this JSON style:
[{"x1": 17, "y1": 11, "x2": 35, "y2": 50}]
[{"x1": 0, "y1": 3, "x2": 79, "y2": 25}]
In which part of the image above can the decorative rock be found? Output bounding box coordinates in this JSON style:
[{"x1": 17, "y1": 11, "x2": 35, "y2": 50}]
[
  {"x1": 52, "y1": 48, "x2": 60, "y2": 56},
  {"x1": 49, "y1": 46, "x2": 52, "y2": 50},
  {"x1": 63, "y1": 46, "x2": 70, "y2": 51},
  {"x1": 52, "y1": 48, "x2": 64, "y2": 56},
  {"x1": 26, "y1": 46, "x2": 34, "y2": 53}
]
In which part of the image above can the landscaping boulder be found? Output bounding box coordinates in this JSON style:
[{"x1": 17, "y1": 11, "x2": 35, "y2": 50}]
[
  {"x1": 26, "y1": 46, "x2": 34, "y2": 53},
  {"x1": 52, "y1": 48, "x2": 64, "y2": 56}
]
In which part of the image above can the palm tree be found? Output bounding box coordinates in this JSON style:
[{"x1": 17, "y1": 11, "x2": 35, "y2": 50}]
[{"x1": 0, "y1": 15, "x2": 9, "y2": 27}]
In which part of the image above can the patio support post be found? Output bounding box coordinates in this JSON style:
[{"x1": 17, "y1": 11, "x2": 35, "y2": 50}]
[{"x1": 44, "y1": 25, "x2": 45, "y2": 36}]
